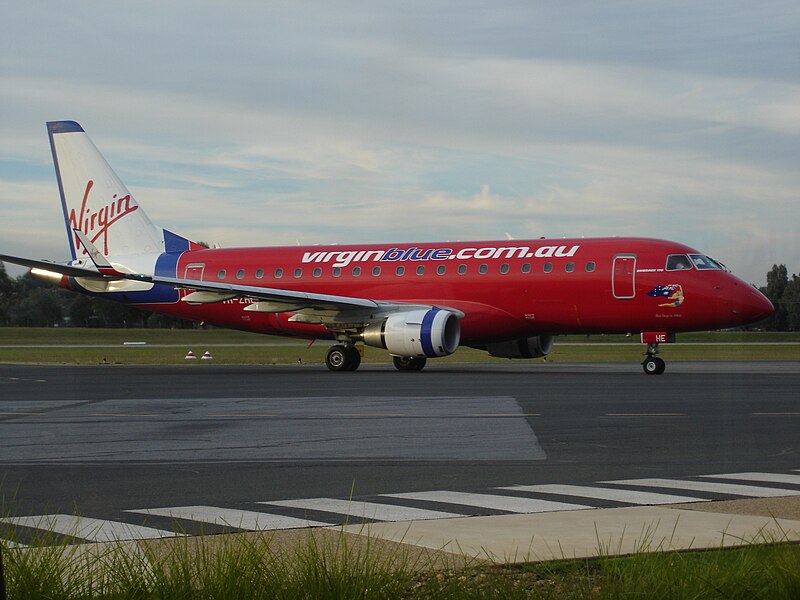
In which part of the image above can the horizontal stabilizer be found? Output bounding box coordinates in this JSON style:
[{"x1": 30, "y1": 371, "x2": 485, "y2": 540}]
[{"x1": 0, "y1": 253, "x2": 109, "y2": 280}]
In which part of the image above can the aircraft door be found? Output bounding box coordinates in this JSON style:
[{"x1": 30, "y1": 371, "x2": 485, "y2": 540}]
[
  {"x1": 612, "y1": 255, "x2": 636, "y2": 299},
  {"x1": 182, "y1": 263, "x2": 205, "y2": 299},
  {"x1": 184, "y1": 263, "x2": 205, "y2": 281}
]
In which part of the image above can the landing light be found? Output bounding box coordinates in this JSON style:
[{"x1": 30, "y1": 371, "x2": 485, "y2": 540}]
[{"x1": 30, "y1": 268, "x2": 63, "y2": 281}]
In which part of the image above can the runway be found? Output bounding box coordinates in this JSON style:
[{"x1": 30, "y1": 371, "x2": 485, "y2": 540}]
[{"x1": 0, "y1": 361, "x2": 798, "y2": 543}]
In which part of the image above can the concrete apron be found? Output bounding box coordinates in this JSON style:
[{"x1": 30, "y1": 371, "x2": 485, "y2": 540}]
[{"x1": 339, "y1": 502, "x2": 800, "y2": 564}]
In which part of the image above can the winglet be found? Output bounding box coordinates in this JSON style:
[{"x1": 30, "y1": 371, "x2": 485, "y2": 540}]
[{"x1": 73, "y1": 228, "x2": 124, "y2": 277}]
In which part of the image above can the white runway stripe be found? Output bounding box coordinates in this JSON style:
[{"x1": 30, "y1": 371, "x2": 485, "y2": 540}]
[
  {"x1": 0, "y1": 515, "x2": 179, "y2": 542},
  {"x1": 700, "y1": 472, "x2": 800, "y2": 486},
  {"x1": 382, "y1": 491, "x2": 590, "y2": 513},
  {"x1": 603, "y1": 478, "x2": 800, "y2": 498},
  {"x1": 127, "y1": 506, "x2": 331, "y2": 530},
  {"x1": 262, "y1": 498, "x2": 463, "y2": 521},
  {"x1": 498, "y1": 484, "x2": 706, "y2": 505}
]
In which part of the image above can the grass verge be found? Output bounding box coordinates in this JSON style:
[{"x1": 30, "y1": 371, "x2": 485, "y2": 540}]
[
  {"x1": 0, "y1": 328, "x2": 798, "y2": 364},
  {"x1": 0, "y1": 529, "x2": 798, "y2": 599}
]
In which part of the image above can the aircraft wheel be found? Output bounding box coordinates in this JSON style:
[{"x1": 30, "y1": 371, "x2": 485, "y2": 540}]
[
  {"x1": 393, "y1": 356, "x2": 427, "y2": 372},
  {"x1": 642, "y1": 356, "x2": 666, "y2": 375},
  {"x1": 345, "y1": 346, "x2": 361, "y2": 371},
  {"x1": 326, "y1": 345, "x2": 362, "y2": 372},
  {"x1": 326, "y1": 345, "x2": 350, "y2": 371}
]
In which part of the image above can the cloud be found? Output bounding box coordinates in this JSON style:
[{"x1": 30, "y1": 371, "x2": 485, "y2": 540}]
[{"x1": 1, "y1": 1, "x2": 799, "y2": 285}]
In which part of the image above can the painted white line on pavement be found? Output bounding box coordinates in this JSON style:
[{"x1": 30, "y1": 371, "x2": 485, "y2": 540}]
[
  {"x1": 262, "y1": 498, "x2": 463, "y2": 521},
  {"x1": 0, "y1": 515, "x2": 180, "y2": 542},
  {"x1": 499, "y1": 484, "x2": 706, "y2": 505},
  {"x1": 603, "y1": 479, "x2": 800, "y2": 497},
  {"x1": 382, "y1": 491, "x2": 590, "y2": 513},
  {"x1": 700, "y1": 472, "x2": 800, "y2": 486},
  {"x1": 127, "y1": 506, "x2": 331, "y2": 530}
]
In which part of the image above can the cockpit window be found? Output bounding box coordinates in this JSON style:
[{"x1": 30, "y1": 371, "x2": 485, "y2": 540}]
[
  {"x1": 666, "y1": 254, "x2": 692, "y2": 271},
  {"x1": 689, "y1": 254, "x2": 725, "y2": 270}
]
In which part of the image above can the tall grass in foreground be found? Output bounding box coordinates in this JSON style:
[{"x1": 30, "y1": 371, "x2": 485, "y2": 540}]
[
  {"x1": 0, "y1": 532, "x2": 799, "y2": 599},
  {"x1": 0, "y1": 529, "x2": 416, "y2": 600}
]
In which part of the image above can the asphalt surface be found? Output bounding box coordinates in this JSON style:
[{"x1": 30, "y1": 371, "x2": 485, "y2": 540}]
[{"x1": 0, "y1": 361, "x2": 798, "y2": 537}]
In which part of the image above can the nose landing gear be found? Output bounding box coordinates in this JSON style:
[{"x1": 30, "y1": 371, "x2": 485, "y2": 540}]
[
  {"x1": 642, "y1": 344, "x2": 666, "y2": 375},
  {"x1": 640, "y1": 332, "x2": 673, "y2": 375}
]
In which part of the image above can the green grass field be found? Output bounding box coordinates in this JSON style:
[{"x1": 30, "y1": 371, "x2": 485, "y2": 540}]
[{"x1": 0, "y1": 328, "x2": 798, "y2": 365}]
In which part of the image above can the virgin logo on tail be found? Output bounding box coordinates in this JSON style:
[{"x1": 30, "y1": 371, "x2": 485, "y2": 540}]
[{"x1": 68, "y1": 180, "x2": 138, "y2": 255}]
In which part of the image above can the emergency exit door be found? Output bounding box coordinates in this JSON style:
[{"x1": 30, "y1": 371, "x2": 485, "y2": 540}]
[{"x1": 184, "y1": 263, "x2": 205, "y2": 281}]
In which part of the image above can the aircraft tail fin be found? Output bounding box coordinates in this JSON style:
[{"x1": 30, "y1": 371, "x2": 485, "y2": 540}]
[{"x1": 47, "y1": 121, "x2": 166, "y2": 260}]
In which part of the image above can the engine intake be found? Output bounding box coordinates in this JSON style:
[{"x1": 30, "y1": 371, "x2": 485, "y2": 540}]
[
  {"x1": 484, "y1": 335, "x2": 554, "y2": 359},
  {"x1": 362, "y1": 308, "x2": 461, "y2": 358}
]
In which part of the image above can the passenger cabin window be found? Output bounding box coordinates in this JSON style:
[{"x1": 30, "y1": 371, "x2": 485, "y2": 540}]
[
  {"x1": 255, "y1": 269, "x2": 264, "y2": 279},
  {"x1": 313, "y1": 268, "x2": 322, "y2": 278},
  {"x1": 437, "y1": 265, "x2": 446, "y2": 275},
  {"x1": 500, "y1": 263, "x2": 509, "y2": 274},
  {"x1": 543, "y1": 263, "x2": 553, "y2": 273},
  {"x1": 274, "y1": 268, "x2": 283, "y2": 279},
  {"x1": 458, "y1": 264, "x2": 467, "y2": 275},
  {"x1": 666, "y1": 254, "x2": 693, "y2": 271},
  {"x1": 565, "y1": 262, "x2": 575, "y2": 273},
  {"x1": 293, "y1": 268, "x2": 302, "y2": 278},
  {"x1": 396, "y1": 266, "x2": 405, "y2": 276},
  {"x1": 372, "y1": 266, "x2": 381, "y2": 276},
  {"x1": 521, "y1": 263, "x2": 531, "y2": 274},
  {"x1": 332, "y1": 267, "x2": 341, "y2": 277},
  {"x1": 479, "y1": 264, "x2": 488, "y2": 274},
  {"x1": 217, "y1": 269, "x2": 226, "y2": 280},
  {"x1": 236, "y1": 269, "x2": 245, "y2": 280},
  {"x1": 416, "y1": 265, "x2": 425, "y2": 275},
  {"x1": 585, "y1": 261, "x2": 596, "y2": 273},
  {"x1": 352, "y1": 266, "x2": 361, "y2": 277}
]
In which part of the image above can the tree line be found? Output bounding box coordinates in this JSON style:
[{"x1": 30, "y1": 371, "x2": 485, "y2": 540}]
[
  {"x1": 0, "y1": 263, "x2": 192, "y2": 328},
  {"x1": 762, "y1": 264, "x2": 800, "y2": 331},
  {"x1": 1, "y1": 261, "x2": 798, "y2": 330}
]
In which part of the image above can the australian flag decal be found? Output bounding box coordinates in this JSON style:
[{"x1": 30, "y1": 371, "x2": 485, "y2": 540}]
[{"x1": 647, "y1": 284, "x2": 685, "y2": 307}]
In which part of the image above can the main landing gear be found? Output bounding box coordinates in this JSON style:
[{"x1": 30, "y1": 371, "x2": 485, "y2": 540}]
[
  {"x1": 324, "y1": 344, "x2": 428, "y2": 372},
  {"x1": 642, "y1": 344, "x2": 666, "y2": 375},
  {"x1": 392, "y1": 355, "x2": 427, "y2": 371},
  {"x1": 325, "y1": 344, "x2": 361, "y2": 372}
]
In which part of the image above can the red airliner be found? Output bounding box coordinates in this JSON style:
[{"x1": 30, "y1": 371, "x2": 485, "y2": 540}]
[{"x1": 1, "y1": 121, "x2": 774, "y2": 374}]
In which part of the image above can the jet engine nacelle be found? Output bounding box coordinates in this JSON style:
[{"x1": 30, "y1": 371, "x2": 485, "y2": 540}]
[
  {"x1": 362, "y1": 308, "x2": 461, "y2": 358},
  {"x1": 485, "y1": 335, "x2": 555, "y2": 359}
]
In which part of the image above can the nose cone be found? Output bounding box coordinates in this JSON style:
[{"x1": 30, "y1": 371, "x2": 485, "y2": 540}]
[
  {"x1": 748, "y1": 288, "x2": 775, "y2": 322},
  {"x1": 734, "y1": 285, "x2": 774, "y2": 326}
]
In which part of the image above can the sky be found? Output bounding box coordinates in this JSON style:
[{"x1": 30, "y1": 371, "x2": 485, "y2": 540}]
[{"x1": 1, "y1": 1, "x2": 798, "y2": 284}]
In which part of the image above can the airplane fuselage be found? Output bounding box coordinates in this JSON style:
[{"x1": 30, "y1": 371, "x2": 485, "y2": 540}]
[{"x1": 71, "y1": 237, "x2": 770, "y2": 343}]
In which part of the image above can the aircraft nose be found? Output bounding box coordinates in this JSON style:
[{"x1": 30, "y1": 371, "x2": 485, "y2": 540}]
[
  {"x1": 734, "y1": 285, "x2": 774, "y2": 325},
  {"x1": 744, "y1": 288, "x2": 775, "y2": 322}
]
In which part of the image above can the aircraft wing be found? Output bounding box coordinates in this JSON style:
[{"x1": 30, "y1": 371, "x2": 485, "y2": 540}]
[
  {"x1": 1, "y1": 251, "x2": 383, "y2": 313},
  {"x1": 156, "y1": 274, "x2": 383, "y2": 312},
  {"x1": 0, "y1": 253, "x2": 111, "y2": 280},
  {"x1": 5, "y1": 230, "x2": 466, "y2": 321},
  {"x1": 152, "y1": 274, "x2": 465, "y2": 324}
]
